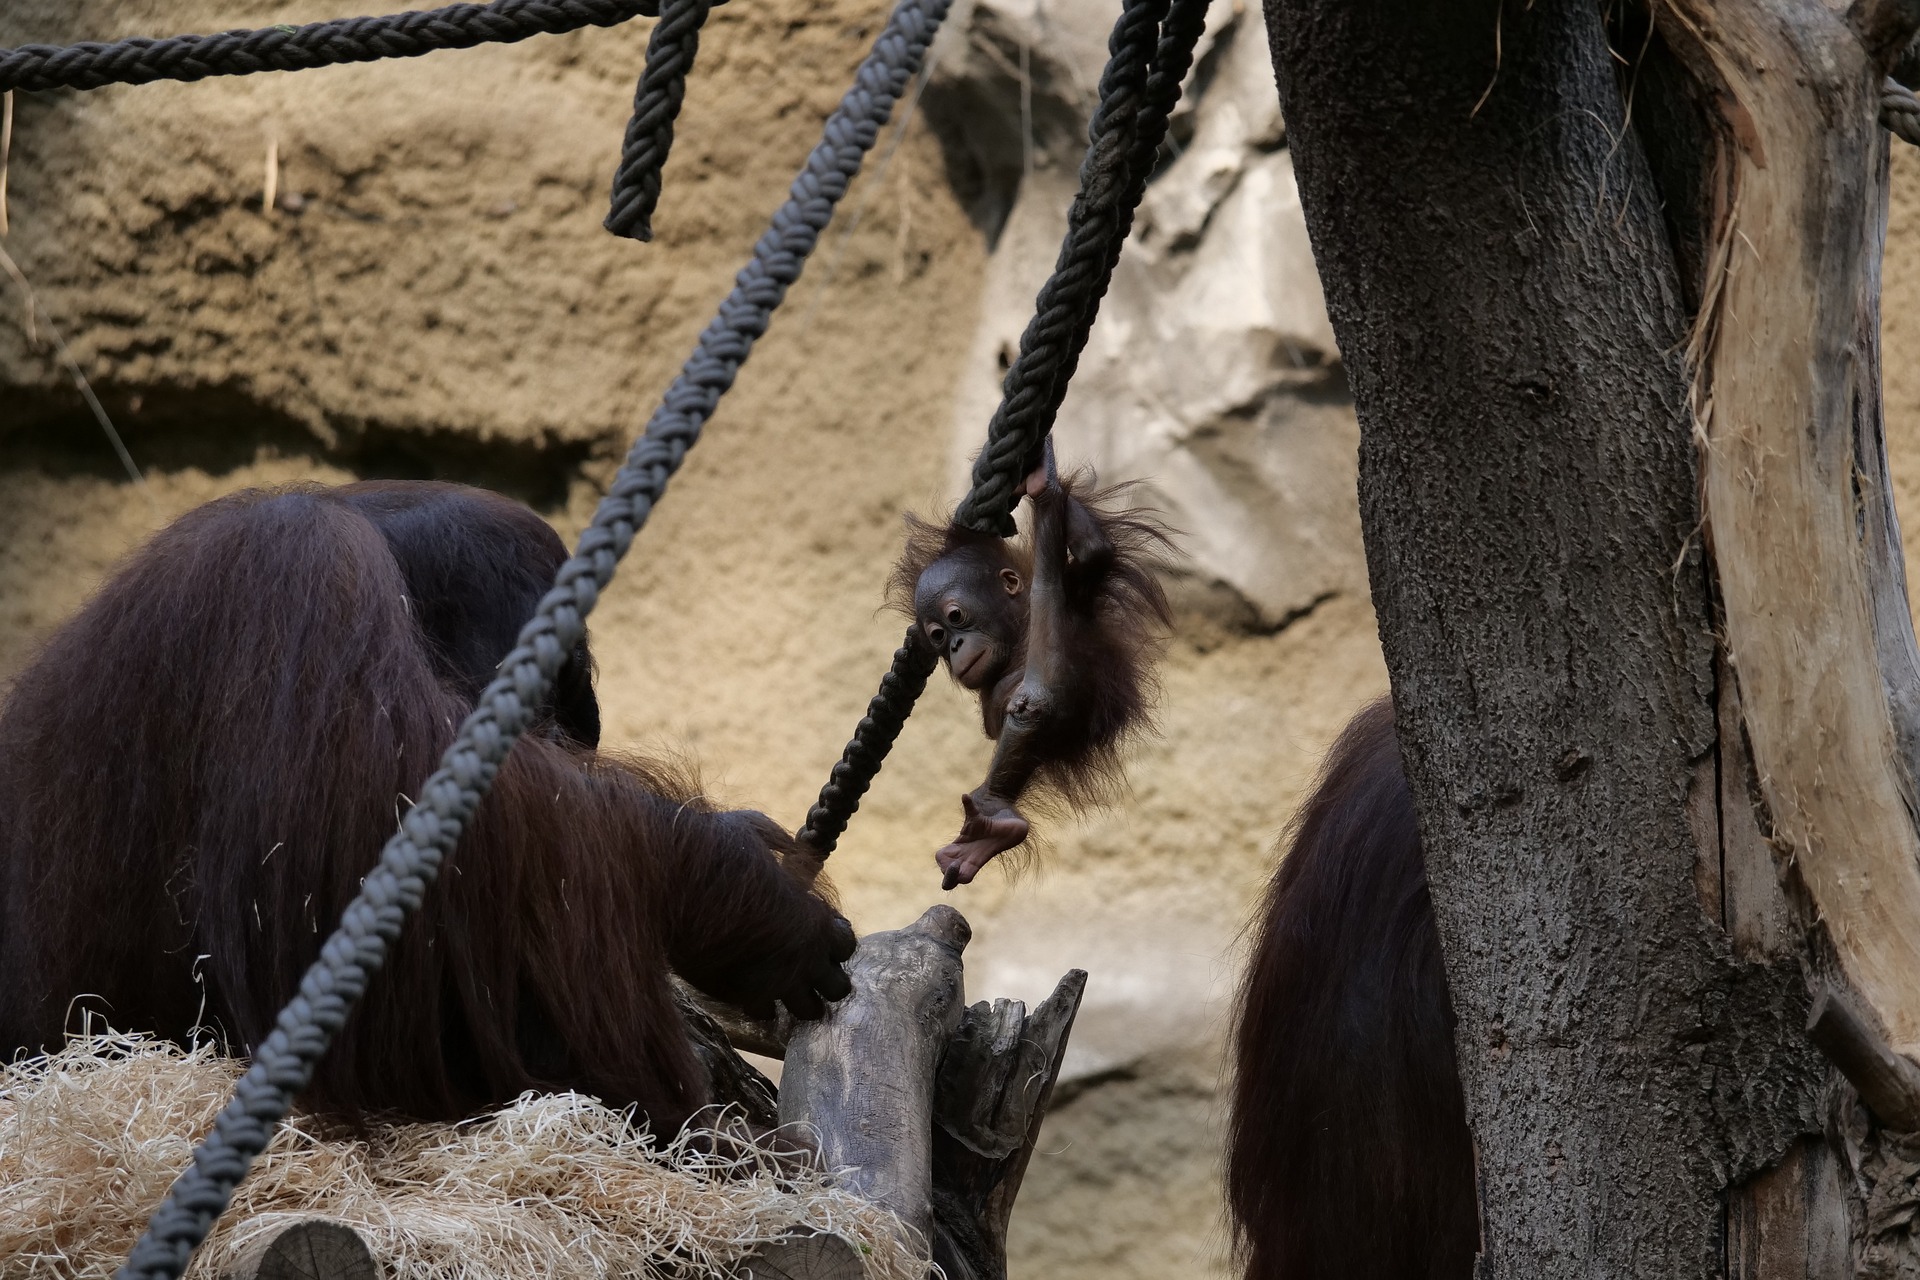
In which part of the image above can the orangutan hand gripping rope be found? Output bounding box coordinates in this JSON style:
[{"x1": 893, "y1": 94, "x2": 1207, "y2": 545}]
[{"x1": 889, "y1": 442, "x2": 1173, "y2": 888}]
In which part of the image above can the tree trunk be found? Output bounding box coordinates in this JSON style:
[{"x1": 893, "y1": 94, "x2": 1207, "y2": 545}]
[{"x1": 1254, "y1": 0, "x2": 1920, "y2": 1271}]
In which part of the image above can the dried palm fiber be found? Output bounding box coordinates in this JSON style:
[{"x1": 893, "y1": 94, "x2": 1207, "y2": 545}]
[{"x1": 0, "y1": 1034, "x2": 923, "y2": 1279}]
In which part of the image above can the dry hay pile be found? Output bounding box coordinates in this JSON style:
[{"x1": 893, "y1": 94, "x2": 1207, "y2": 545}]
[{"x1": 0, "y1": 1035, "x2": 921, "y2": 1279}]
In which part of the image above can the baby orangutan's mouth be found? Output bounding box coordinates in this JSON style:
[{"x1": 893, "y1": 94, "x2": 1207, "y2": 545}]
[{"x1": 954, "y1": 648, "x2": 987, "y2": 685}]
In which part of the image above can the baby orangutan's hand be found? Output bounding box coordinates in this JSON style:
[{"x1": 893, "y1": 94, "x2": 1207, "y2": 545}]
[{"x1": 937, "y1": 789, "x2": 1030, "y2": 890}]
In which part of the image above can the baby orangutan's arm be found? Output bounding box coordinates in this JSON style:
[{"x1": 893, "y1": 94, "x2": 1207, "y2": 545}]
[{"x1": 937, "y1": 452, "x2": 1067, "y2": 889}]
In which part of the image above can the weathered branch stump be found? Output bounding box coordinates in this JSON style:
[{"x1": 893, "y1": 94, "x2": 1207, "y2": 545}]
[
  {"x1": 779, "y1": 905, "x2": 972, "y2": 1255},
  {"x1": 227, "y1": 910, "x2": 1083, "y2": 1280},
  {"x1": 929, "y1": 972, "x2": 1087, "y2": 1280},
  {"x1": 675, "y1": 975, "x2": 795, "y2": 1062},
  {"x1": 1808, "y1": 984, "x2": 1920, "y2": 1134},
  {"x1": 776, "y1": 904, "x2": 1085, "y2": 1279},
  {"x1": 673, "y1": 980, "x2": 782, "y2": 1130}
]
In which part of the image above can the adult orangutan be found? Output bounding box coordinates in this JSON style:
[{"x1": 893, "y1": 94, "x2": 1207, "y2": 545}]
[
  {"x1": 1228, "y1": 698, "x2": 1478, "y2": 1279},
  {"x1": 0, "y1": 480, "x2": 853, "y2": 1129}
]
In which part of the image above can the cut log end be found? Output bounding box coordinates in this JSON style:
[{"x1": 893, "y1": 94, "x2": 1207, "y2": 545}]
[
  {"x1": 220, "y1": 1219, "x2": 376, "y2": 1280},
  {"x1": 740, "y1": 1230, "x2": 868, "y2": 1280}
]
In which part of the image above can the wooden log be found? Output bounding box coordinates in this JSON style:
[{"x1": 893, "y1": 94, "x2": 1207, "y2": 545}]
[
  {"x1": 1807, "y1": 984, "x2": 1920, "y2": 1132},
  {"x1": 930, "y1": 970, "x2": 1088, "y2": 1280},
  {"x1": 672, "y1": 981, "x2": 780, "y2": 1130},
  {"x1": 1653, "y1": 0, "x2": 1920, "y2": 1055},
  {"x1": 778, "y1": 904, "x2": 971, "y2": 1257},
  {"x1": 220, "y1": 1219, "x2": 376, "y2": 1280},
  {"x1": 738, "y1": 1229, "x2": 867, "y2": 1280},
  {"x1": 673, "y1": 975, "x2": 794, "y2": 1061}
]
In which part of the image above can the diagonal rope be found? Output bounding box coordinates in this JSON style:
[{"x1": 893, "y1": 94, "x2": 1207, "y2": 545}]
[
  {"x1": 114, "y1": 0, "x2": 950, "y2": 1274},
  {"x1": 950, "y1": 0, "x2": 1183, "y2": 535},
  {"x1": 797, "y1": 627, "x2": 939, "y2": 853},
  {"x1": 796, "y1": 0, "x2": 1213, "y2": 857},
  {"x1": 1029, "y1": 0, "x2": 1211, "y2": 443}
]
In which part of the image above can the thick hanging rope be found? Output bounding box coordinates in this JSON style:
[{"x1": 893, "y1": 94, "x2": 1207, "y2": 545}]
[
  {"x1": 950, "y1": 0, "x2": 1171, "y2": 537},
  {"x1": 605, "y1": 0, "x2": 716, "y2": 241},
  {"x1": 1886, "y1": 78, "x2": 1920, "y2": 147},
  {"x1": 1025, "y1": 0, "x2": 1212, "y2": 460},
  {"x1": 796, "y1": 0, "x2": 1212, "y2": 856},
  {"x1": 796, "y1": 627, "x2": 938, "y2": 853},
  {"x1": 0, "y1": 0, "x2": 657, "y2": 92},
  {"x1": 113, "y1": 1, "x2": 949, "y2": 1275}
]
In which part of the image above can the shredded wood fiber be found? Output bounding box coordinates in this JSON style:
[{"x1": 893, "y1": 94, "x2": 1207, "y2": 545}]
[{"x1": 0, "y1": 1034, "x2": 920, "y2": 1279}]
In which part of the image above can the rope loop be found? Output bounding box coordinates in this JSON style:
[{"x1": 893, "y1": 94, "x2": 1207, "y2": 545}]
[
  {"x1": 1886, "y1": 78, "x2": 1920, "y2": 148},
  {"x1": 605, "y1": 0, "x2": 717, "y2": 241}
]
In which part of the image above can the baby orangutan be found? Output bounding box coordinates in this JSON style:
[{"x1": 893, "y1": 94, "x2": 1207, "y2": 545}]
[{"x1": 890, "y1": 442, "x2": 1173, "y2": 888}]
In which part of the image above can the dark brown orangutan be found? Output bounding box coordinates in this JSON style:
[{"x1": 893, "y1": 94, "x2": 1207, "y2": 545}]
[
  {"x1": 1228, "y1": 698, "x2": 1478, "y2": 1280},
  {"x1": 0, "y1": 480, "x2": 853, "y2": 1129},
  {"x1": 889, "y1": 442, "x2": 1172, "y2": 889}
]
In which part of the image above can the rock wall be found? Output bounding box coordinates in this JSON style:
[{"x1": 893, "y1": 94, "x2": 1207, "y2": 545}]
[{"x1": 2, "y1": 2, "x2": 1368, "y2": 1276}]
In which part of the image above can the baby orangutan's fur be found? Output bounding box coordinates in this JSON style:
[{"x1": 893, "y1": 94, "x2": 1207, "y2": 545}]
[
  {"x1": 888, "y1": 450, "x2": 1172, "y2": 887},
  {"x1": 0, "y1": 481, "x2": 854, "y2": 1129}
]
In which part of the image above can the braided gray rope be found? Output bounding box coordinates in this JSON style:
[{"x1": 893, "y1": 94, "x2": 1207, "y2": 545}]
[
  {"x1": 950, "y1": 0, "x2": 1171, "y2": 535},
  {"x1": 796, "y1": 626, "x2": 938, "y2": 853},
  {"x1": 1029, "y1": 0, "x2": 1210, "y2": 465},
  {"x1": 0, "y1": 0, "x2": 652, "y2": 92},
  {"x1": 1886, "y1": 78, "x2": 1920, "y2": 148},
  {"x1": 114, "y1": 0, "x2": 949, "y2": 1274}
]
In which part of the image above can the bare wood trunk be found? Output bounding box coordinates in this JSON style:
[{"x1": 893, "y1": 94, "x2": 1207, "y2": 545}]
[
  {"x1": 1649, "y1": 3, "x2": 1920, "y2": 1269},
  {"x1": 1654, "y1": 0, "x2": 1920, "y2": 1062},
  {"x1": 929, "y1": 971, "x2": 1087, "y2": 1280},
  {"x1": 698, "y1": 911, "x2": 1085, "y2": 1278},
  {"x1": 778, "y1": 905, "x2": 972, "y2": 1259}
]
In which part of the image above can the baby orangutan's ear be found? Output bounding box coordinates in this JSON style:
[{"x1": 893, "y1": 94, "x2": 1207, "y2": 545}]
[{"x1": 1001, "y1": 568, "x2": 1022, "y2": 595}]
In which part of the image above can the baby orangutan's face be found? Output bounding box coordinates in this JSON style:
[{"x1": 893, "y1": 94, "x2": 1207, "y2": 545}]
[{"x1": 914, "y1": 557, "x2": 1024, "y2": 690}]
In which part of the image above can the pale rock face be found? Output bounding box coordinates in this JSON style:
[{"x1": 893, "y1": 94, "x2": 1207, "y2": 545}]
[{"x1": 929, "y1": 2, "x2": 1364, "y2": 630}]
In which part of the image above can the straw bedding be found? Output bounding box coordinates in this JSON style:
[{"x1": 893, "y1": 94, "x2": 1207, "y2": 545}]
[{"x1": 0, "y1": 1034, "x2": 922, "y2": 1279}]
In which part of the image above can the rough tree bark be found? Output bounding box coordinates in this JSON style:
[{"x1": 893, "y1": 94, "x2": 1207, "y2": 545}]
[{"x1": 1260, "y1": 0, "x2": 1920, "y2": 1272}]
